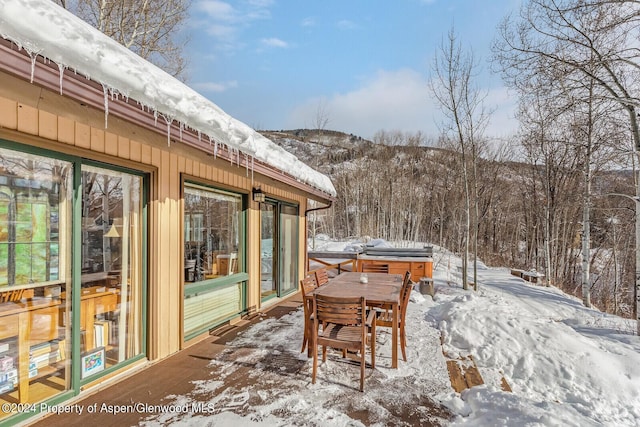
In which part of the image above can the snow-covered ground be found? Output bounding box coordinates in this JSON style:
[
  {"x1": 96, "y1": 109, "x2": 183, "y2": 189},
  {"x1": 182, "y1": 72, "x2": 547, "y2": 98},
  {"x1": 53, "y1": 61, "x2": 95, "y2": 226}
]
[{"x1": 141, "y1": 239, "x2": 640, "y2": 426}]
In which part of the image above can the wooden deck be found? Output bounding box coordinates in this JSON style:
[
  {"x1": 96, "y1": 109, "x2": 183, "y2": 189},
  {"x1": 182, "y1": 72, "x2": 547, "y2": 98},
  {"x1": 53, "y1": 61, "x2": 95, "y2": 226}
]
[
  {"x1": 25, "y1": 289, "x2": 455, "y2": 426},
  {"x1": 28, "y1": 298, "x2": 302, "y2": 427}
]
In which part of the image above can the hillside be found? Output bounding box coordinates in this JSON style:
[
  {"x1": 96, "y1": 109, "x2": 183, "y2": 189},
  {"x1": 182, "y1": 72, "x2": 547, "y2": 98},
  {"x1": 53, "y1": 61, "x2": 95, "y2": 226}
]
[{"x1": 259, "y1": 129, "x2": 377, "y2": 174}]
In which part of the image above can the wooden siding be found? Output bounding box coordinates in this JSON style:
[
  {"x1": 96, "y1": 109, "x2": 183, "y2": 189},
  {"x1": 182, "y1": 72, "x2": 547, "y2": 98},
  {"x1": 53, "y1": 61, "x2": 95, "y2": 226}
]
[{"x1": 0, "y1": 74, "x2": 312, "y2": 362}]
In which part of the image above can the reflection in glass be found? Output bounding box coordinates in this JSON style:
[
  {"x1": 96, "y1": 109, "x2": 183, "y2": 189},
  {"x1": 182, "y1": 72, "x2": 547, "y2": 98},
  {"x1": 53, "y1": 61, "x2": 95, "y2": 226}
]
[
  {"x1": 279, "y1": 204, "x2": 299, "y2": 295},
  {"x1": 183, "y1": 184, "x2": 243, "y2": 282},
  {"x1": 0, "y1": 147, "x2": 72, "y2": 417},
  {"x1": 260, "y1": 203, "x2": 276, "y2": 299},
  {"x1": 80, "y1": 166, "x2": 143, "y2": 372}
]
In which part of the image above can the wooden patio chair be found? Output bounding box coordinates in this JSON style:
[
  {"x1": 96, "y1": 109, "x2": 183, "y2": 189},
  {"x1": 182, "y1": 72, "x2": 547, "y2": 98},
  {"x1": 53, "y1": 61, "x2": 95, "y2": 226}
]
[
  {"x1": 315, "y1": 269, "x2": 330, "y2": 286},
  {"x1": 300, "y1": 275, "x2": 318, "y2": 354},
  {"x1": 361, "y1": 263, "x2": 389, "y2": 274},
  {"x1": 374, "y1": 271, "x2": 412, "y2": 362},
  {"x1": 311, "y1": 294, "x2": 376, "y2": 392}
]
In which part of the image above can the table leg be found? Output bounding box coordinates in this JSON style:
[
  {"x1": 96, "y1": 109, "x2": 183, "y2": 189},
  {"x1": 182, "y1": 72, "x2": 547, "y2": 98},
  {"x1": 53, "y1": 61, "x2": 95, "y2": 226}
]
[{"x1": 392, "y1": 303, "x2": 398, "y2": 369}]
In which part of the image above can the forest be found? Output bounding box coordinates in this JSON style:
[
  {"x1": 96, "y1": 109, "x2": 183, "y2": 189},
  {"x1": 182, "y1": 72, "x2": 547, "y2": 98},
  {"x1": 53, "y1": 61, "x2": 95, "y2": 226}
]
[{"x1": 263, "y1": 124, "x2": 636, "y2": 321}]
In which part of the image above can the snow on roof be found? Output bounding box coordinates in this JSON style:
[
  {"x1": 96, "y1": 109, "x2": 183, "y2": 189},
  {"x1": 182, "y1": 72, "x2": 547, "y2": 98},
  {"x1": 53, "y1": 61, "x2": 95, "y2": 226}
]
[{"x1": 0, "y1": 0, "x2": 336, "y2": 197}]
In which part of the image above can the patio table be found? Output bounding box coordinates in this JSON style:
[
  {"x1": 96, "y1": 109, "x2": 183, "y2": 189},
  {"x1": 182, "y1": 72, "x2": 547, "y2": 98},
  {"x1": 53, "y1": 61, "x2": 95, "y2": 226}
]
[{"x1": 310, "y1": 272, "x2": 403, "y2": 368}]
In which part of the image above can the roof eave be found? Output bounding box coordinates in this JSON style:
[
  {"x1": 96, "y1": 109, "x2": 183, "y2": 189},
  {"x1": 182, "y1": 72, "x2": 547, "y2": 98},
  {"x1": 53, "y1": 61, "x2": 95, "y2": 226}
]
[{"x1": 0, "y1": 38, "x2": 336, "y2": 203}]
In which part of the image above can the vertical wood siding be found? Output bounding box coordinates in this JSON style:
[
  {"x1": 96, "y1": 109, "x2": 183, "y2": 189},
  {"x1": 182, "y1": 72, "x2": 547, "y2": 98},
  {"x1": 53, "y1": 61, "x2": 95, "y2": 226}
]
[{"x1": 0, "y1": 90, "x2": 311, "y2": 361}]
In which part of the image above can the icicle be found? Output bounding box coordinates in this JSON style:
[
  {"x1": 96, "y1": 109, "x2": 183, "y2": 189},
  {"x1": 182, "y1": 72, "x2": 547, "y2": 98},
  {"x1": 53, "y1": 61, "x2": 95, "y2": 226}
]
[
  {"x1": 102, "y1": 84, "x2": 109, "y2": 129},
  {"x1": 230, "y1": 147, "x2": 234, "y2": 167},
  {"x1": 197, "y1": 131, "x2": 202, "y2": 143},
  {"x1": 162, "y1": 115, "x2": 173, "y2": 146},
  {"x1": 28, "y1": 51, "x2": 37, "y2": 83},
  {"x1": 245, "y1": 153, "x2": 249, "y2": 176},
  {"x1": 251, "y1": 156, "x2": 254, "y2": 185},
  {"x1": 153, "y1": 110, "x2": 158, "y2": 126},
  {"x1": 58, "y1": 64, "x2": 65, "y2": 95},
  {"x1": 214, "y1": 141, "x2": 218, "y2": 159},
  {"x1": 179, "y1": 122, "x2": 184, "y2": 142}
]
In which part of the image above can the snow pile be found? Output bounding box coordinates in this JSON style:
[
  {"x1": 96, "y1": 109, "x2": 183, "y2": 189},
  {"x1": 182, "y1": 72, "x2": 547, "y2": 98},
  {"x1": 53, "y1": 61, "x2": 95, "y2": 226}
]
[
  {"x1": 0, "y1": 0, "x2": 335, "y2": 197},
  {"x1": 430, "y1": 247, "x2": 640, "y2": 426}
]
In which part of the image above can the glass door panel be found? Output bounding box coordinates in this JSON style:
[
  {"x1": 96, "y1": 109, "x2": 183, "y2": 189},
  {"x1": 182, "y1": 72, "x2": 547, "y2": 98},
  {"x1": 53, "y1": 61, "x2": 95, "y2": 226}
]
[
  {"x1": 260, "y1": 201, "x2": 298, "y2": 301},
  {"x1": 80, "y1": 166, "x2": 143, "y2": 378},
  {"x1": 279, "y1": 204, "x2": 298, "y2": 296},
  {"x1": 0, "y1": 147, "x2": 72, "y2": 418},
  {"x1": 260, "y1": 203, "x2": 276, "y2": 300}
]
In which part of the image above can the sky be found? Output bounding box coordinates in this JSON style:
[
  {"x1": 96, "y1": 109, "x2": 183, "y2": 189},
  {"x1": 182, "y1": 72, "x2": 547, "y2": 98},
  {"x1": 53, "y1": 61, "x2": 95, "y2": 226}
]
[
  {"x1": 139, "y1": 238, "x2": 640, "y2": 426},
  {"x1": 186, "y1": 0, "x2": 523, "y2": 141}
]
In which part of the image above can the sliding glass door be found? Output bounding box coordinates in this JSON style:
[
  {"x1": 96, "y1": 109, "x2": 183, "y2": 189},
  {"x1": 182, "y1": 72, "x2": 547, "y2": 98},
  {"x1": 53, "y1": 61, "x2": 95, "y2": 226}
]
[
  {"x1": 279, "y1": 204, "x2": 298, "y2": 295},
  {"x1": 80, "y1": 165, "x2": 145, "y2": 377},
  {"x1": 0, "y1": 144, "x2": 147, "y2": 422},
  {"x1": 260, "y1": 201, "x2": 298, "y2": 301},
  {"x1": 260, "y1": 203, "x2": 276, "y2": 300}
]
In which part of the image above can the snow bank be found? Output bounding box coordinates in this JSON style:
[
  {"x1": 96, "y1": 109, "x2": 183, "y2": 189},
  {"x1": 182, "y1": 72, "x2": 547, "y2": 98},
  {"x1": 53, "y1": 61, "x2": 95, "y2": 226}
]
[{"x1": 429, "y1": 247, "x2": 640, "y2": 426}]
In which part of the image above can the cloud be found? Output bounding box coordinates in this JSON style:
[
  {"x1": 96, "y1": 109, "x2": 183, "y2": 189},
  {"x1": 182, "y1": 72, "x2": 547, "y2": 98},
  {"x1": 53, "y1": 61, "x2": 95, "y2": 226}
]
[
  {"x1": 193, "y1": 0, "x2": 273, "y2": 52},
  {"x1": 286, "y1": 69, "x2": 518, "y2": 140},
  {"x1": 261, "y1": 37, "x2": 289, "y2": 48},
  {"x1": 301, "y1": 17, "x2": 316, "y2": 27},
  {"x1": 193, "y1": 80, "x2": 238, "y2": 93},
  {"x1": 288, "y1": 69, "x2": 436, "y2": 139},
  {"x1": 336, "y1": 19, "x2": 359, "y2": 30}
]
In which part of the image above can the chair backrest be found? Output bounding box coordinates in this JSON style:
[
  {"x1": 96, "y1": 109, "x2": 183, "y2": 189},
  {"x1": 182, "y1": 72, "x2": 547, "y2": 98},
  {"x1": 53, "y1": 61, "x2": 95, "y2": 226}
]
[
  {"x1": 315, "y1": 269, "x2": 330, "y2": 286},
  {"x1": 399, "y1": 271, "x2": 413, "y2": 318},
  {"x1": 314, "y1": 294, "x2": 365, "y2": 327},
  {"x1": 361, "y1": 263, "x2": 389, "y2": 274},
  {"x1": 300, "y1": 275, "x2": 317, "y2": 299}
]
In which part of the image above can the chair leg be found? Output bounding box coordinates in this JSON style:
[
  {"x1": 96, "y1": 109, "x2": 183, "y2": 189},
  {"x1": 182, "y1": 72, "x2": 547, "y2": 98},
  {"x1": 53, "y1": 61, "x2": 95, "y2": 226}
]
[
  {"x1": 400, "y1": 324, "x2": 407, "y2": 362},
  {"x1": 359, "y1": 345, "x2": 365, "y2": 392},
  {"x1": 371, "y1": 322, "x2": 376, "y2": 369},
  {"x1": 312, "y1": 338, "x2": 318, "y2": 384}
]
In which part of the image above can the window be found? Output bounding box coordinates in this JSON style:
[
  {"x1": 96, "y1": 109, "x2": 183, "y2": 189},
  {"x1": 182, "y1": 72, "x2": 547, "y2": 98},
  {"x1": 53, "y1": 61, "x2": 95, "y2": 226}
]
[
  {"x1": 183, "y1": 184, "x2": 244, "y2": 282},
  {"x1": 183, "y1": 182, "x2": 246, "y2": 340}
]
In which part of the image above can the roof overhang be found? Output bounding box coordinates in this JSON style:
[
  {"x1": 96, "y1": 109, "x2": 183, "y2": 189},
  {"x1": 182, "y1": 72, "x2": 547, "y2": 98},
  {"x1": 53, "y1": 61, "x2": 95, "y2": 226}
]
[{"x1": 0, "y1": 38, "x2": 335, "y2": 203}]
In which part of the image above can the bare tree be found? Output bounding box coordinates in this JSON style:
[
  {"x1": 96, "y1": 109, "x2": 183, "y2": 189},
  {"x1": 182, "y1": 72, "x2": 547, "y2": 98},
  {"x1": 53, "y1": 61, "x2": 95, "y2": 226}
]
[
  {"x1": 493, "y1": 0, "x2": 640, "y2": 328},
  {"x1": 54, "y1": 0, "x2": 190, "y2": 79},
  {"x1": 430, "y1": 27, "x2": 490, "y2": 290}
]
